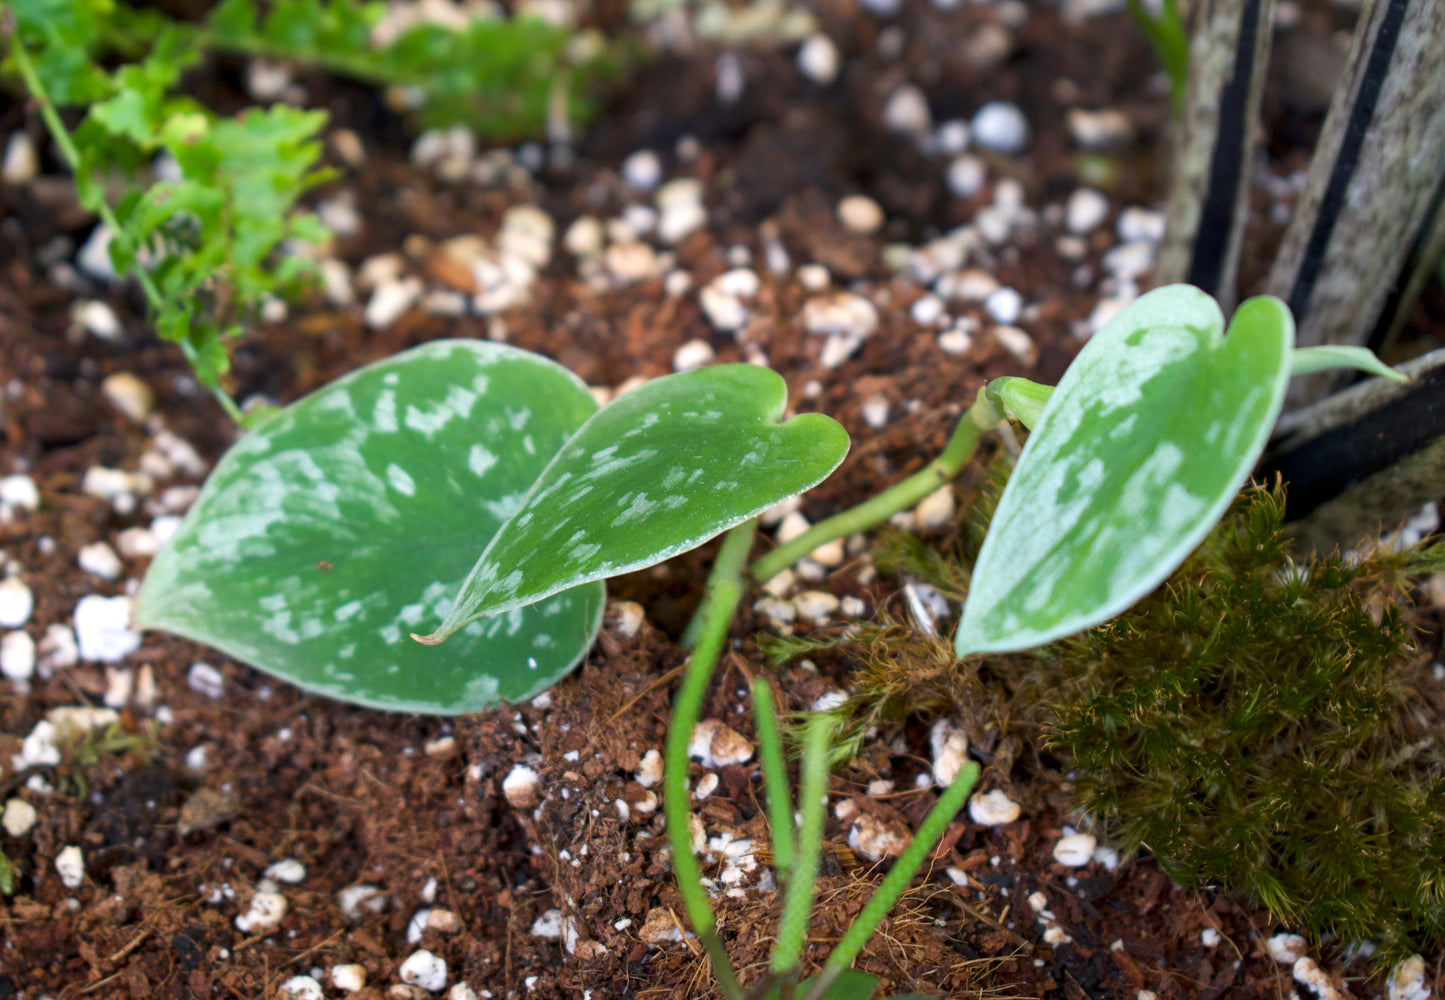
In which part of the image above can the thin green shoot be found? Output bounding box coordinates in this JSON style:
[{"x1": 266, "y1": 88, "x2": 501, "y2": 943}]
[
  {"x1": 771, "y1": 712, "x2": 836, "y2": 975},
  {"x1": 752, "y1": 678, "x2": 796, "y2": 887}
]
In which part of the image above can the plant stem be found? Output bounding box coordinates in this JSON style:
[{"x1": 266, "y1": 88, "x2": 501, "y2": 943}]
[
  {"x1": 7, "y1": 33, "x2": 247, "y2": 426},
  {"x1": 799, "y1": 762, "x2": 981, "y2": 1000},
  {"x1": 750, "y1": 377, "x2": 1053, "y2": 585},
  {"x1": 751, "y1": 413, "x2": 984, "y2": 584},
  {"x1": 663, "y1": 520, "x2": 757, "y2": 1000},
  {"x1": 770, "y1": 712, "x2": 835, "y2": 975},
  {"x1": 682, "y1": 517, "x2": 757, "y2": 648},
  {"x1": 751, "y1": 679, "x2": 796, "y2": 886}
]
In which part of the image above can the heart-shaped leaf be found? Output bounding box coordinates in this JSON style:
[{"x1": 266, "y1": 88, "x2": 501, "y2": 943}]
[
  {"x1": 419, "y1": 364, "x2": 849, "y2": 642},
  {"x1": 137, "y1": 340, "x2": 605, "y2": 714},
  {"x1": 956, "y1": 286, "x2": 1293, "y2": 657}
]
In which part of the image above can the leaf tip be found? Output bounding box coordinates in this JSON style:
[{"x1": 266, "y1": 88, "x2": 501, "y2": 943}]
[{"x1": 410, "y1": 630, "x2": 447, "y2": 646}]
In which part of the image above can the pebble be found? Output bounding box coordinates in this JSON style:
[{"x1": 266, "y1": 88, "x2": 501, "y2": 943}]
[
  {"x1": 792, "y1": 590, "x2": 840, "y2": 621},
  {"x1": 935, "y1": 118, "x2": 970, "y2": 154},
  {"x1": 1200, "y1": 927, "x2": 1221, "y2": 948},
  {"x1": 78, "y1": 541, "x2": 123, "y2": 581},
  {"x1": 994, "y1": 326, "x2": 1038, "y2": 365},
  {"x1": 1052, "y1": 832, "x2": 1097, "y2": 867},
  {"x1": 75, "y1": 299, "x2": 123, "y2": 339},
  {"x1": 0, "y1": 474, "x2": 40, "y2": 514},
  {"x1": 775, "y1": 510, "x2": 812, "y2": 544},
  {"x1": 2, "y1": 132, "x2": 38, "y2": 184},
  {"x1": 0, "y1": 577, "x2": 34, "y2": 628},
  {"x1": 1266, "y1": 933, "x2": 1308, "y2": 964},
  {"x1": 808, "y1": 539, "x2": 845, "y2": 568},
  {"x1": 364, "y1": 277, "x2": 422, "y2": 329},
  {"x1": 1117, "y1": 206, "x2": 1166, "y2": 244},
  {"x1": 861, "y1": 395, "x2": 890, "y2": 429},
  {"x1": 331, "y1": 965, "x2": 368, "y2": 992},
  {"x1": 938, "y1": 328, "x2": 973, "y2": 355},
  {"x1": 1292, "y1": 958, "x2": 1347, "y2": 1000},
  {"x1": 318, "y1": 259, "x2": 355, "y2": 306},
  {"x1": 1066, "y1": 107, "x2": 1134, "y2": 149},
  {"x1": 688, "y1": 719, "x2": 754, "y2": 768},
  {"x1": 17, "y1": 719, "x2": 62, "y2": 768},
  {"x1": 699, "y1": 285, "x2": 748, "y2": 332},
  {"x1": 605, "y1": 241, "x2": 663, "y2": 283},
  {"x1": 796, "y1": 33, "x2": 840, "y2": 85},
  {"x1": 399, "y1": 950, "x2": 448, "y2": 992},
  {"x1": 498, "y1": 205, "x2": 554, "y2": 270},
  {"x1": 910, "y1": 294, "x2": 945, "y2": 326},
  {"x1": 1102, "y1": 242, "x2": 1155, "y2": 281},
  {"x1": 279, "y1": 976, "x2": 325, "y2": 1000},
  {"x1": 947, "y1": 269, "x2": 999, "y2": 302},
  {"x1": 664, "y1": 270, "x2": 692, "y2": 297},
  {"x1": 1085, "y1": 293, "x2": 1133, "y2": 334},
  {"x1": 656, "y1": 179, "x2": 707, "y2": 244},
  {"x1": 531, "y1": 909, "x2": 564, "y2": 939},
  {"x1": 915, "y1": 487, "x2": 957, "y2": 530},
  {"x1": 840, "y1": 595, "x2": 867, "y2": 617},
  {"x1": 848, "y1": 813, "x2": 910, "y2": 861},
  {"x1": 801, "y1": 291, "x2": 879, "y2": 338},
  {"x1": 971, "y1": 101, "x2": 1030, "y2": 154},
  {"x1": 838, "y1": 195, "x2": 885, "y2": 234},
  {"x1": 236, "y1": 889, "x2": 288, "y2": 933},
  {"x1": 1066, "y1": 188, "x2": 1110, "y2": 234},
  {"x1": 37, "y1": 624, "x2": 76, "y2": 670},
  {"x1": 1, "y1": 631, "x2": 36, "y2": 683},
  {"x1": 317, "y1": 195, "x2": 362, "y2": 237},
  {"x1": 635, "y1": 749, "x2": 664, "y2": 787},
  {"x1": 968, "y1": 789, "x2": 1021, "y2": 825},
  {"x1": 715, "y1": 52, "x2": 745, "y2": 103},
  {"x1": 56, "y1": 845, "x2": 86, "y2": 890},
  {"x1": 411, "y1": 125, "x2": 474, "y2": 180},
  {"x1": 503, "y1": 764, "x2": 542, "y2": 809},
  {"x1": 929, "y1": 717, "x2": 971, "y2": 785},
  {"x1": 883, "y1": 85, "x2": 932, "y2": 135},
  {"x1": 338, "y1": 884, "x2": 388, "y2": 921},
  {"x1": 76, "y1": 226, "x2": 119, "y2": 282},
  {"x1": 102, "y1": 665, "x2": 133, "y2": 707},
  {"x1": 1388, "y1": 955, "x2": 1429, "y2": 1000},
  {"x1": 74, "y1": 594, "x2": 141, "y2": 663},
  {"x1": 797, "y1": 264, "x2": 830, "y2": 291},
  {"x1": 984, "y1": 287, "x2": 1023, "y2": 324},
  {"x1": 621, "y1": 150, "x2": 662, "y2": 192},
  {"x1": 672, "y1": 338, "x2": 716, "y2": 372},
  {"x1": 100, "y1": 373, "x2": 155, "y2": 422},
  {"x1": 265, "y1": 859, "x2": 307, "y2": 884},
  {"x1": 563, "y1": 216, "x2": 605, "y2": 257},
  {"x1": 946, "y1": 154, "x2": 987, "y2": 198},
  {"x1": 2, "y1": 798, "x2": 37, "y2": 837},
  {"x1": 753, "y1": 597, "x2": 795, "y2": 625},
  {"x1": 639, "y1": 907, "x2": 686, "y2": 944},
  {"x1": 606, "y1": 601, "x2": 645, "y2": 639},
  {"x1": 447, "y1": 985, "x2": 478, "y2": 1000},
  {"x1": 187, "y1": 662, "x2": 225, "y2": 699}
]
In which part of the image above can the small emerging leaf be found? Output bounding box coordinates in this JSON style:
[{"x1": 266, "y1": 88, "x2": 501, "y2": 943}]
[
  {"x1": 137, "y1": 341, "x2": 604, "y2": 714},
  {"x1": 421, "y1": 365, "x2": 849, "y2": 642},
  {"x1": 956, "y1": 286, "x2": 1293, "y2": 657},
  {"x1": 1289, "y1": 345, "x2": 1406, "y2": 383}
]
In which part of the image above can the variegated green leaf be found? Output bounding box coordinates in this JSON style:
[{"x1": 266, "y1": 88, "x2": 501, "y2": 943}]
[
  {"x1": 956, "y1": 286, "x2": 1293, "y2": 657},
  {"x1": 137, "y1": 340, "x2": 605, "y2": 714},
  {"x1": 419, "y1": 365, "x2": 849, "y2": 643},
  {"x1": 1289, "y1": 345, "x2": 1406, "y2": 383}
]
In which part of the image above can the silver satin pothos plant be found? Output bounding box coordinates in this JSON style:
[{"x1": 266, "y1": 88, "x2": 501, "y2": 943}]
[{"x1": 136, "y1": 285, "x2": 1399, "y2": 999}]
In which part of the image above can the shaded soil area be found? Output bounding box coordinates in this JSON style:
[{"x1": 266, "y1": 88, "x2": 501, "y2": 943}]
[{"x1": 3, "y1": 0, "x2": 1445, "y2": 998}]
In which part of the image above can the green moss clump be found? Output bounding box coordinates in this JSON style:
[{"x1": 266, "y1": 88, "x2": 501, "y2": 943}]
[{"x1": 1044, "y1": 484, "x2": 1445, "y2": 958}]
